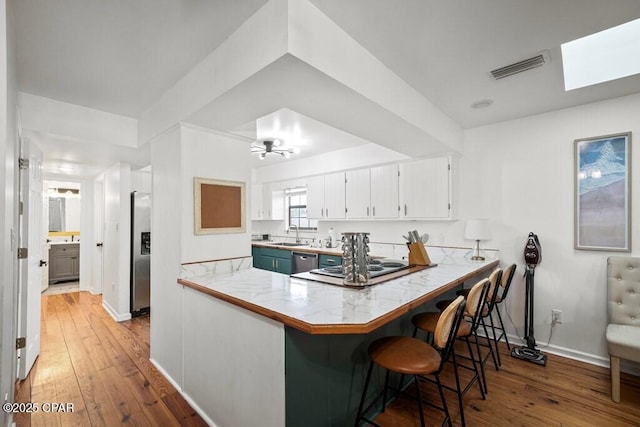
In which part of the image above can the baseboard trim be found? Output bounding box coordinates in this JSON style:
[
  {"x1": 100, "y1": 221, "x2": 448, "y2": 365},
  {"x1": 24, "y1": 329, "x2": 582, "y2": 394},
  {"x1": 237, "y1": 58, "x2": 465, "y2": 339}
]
[
  {"x1": 101, "y1": 300, "x2": 131, "y2": 322},
  {"x1": 149, "y1": 358, "x2": 217, "y2": 427},
  {"x1": 487, "y1": 332, "x2": 640, "y2": 376}
]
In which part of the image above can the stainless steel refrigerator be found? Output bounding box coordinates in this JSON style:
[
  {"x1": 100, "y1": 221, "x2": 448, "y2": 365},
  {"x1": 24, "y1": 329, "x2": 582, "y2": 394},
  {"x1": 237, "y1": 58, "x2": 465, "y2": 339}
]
[{"x1": 130, "y1": 191, "x2": 151, "y2": 316}]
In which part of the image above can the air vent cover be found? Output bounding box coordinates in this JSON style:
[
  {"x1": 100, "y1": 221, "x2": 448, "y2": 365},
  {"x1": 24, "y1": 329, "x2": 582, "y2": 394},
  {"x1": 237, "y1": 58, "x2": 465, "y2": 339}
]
[{"x1": 491, "y1": 51, "x2": 549, "y2": 80}]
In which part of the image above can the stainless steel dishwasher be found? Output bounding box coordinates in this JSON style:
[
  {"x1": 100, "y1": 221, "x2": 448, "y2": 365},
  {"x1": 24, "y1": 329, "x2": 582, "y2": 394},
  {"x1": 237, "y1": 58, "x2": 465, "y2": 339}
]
[{"x1": 291, "y1": 252, "x2": 318, "y2": 274}]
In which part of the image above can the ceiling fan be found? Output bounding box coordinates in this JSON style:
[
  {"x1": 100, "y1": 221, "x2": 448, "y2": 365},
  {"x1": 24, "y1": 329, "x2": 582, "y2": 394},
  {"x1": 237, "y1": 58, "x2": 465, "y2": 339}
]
[{"x1": 251, "y1": 139, "x2": 300, "y2": 159}]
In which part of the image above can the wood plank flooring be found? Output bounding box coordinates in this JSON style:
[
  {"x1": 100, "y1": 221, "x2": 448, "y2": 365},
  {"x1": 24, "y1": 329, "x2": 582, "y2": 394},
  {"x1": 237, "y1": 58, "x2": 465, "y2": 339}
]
[
  {"x1": 14, "y1": 291, "x2": 640, "y2": 426},
  {"x1": 14, "y1": 292, "x2": 206, "y2": 427},
  {"x1": 371, "y1": 338, "x2": 640, "y2": 426}
]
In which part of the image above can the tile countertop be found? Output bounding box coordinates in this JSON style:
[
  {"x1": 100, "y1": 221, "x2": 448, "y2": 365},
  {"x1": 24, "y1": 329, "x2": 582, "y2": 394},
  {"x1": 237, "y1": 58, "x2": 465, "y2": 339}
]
[{"x1": 178, "y1": 247, "x2": 499, "y2": 335}]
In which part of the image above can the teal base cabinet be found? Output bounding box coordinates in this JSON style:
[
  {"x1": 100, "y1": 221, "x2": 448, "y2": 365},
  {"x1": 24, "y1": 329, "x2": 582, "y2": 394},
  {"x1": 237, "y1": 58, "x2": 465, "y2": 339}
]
[
  {"x1": 319, "y1": 254, "x2": 342, "y2": 269},
  {"x1": 283, "y1": 285, "x2": 458, "y2": 426},
  {"x1": 252, "y1": 246, "x2": 292, "y2": 275}
]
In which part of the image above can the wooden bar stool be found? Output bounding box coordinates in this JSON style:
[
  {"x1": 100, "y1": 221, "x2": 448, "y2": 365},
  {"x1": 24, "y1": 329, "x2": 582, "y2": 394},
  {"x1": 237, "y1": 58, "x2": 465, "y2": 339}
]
[
  {"x1": 438, "y1": 268, "x2": 502, "y2": 370},
  {"x1": 490, "y1": 263, "x2": 517, "y2": 351},
  {"x1": 354, "y1": 296, "x2": 466, "y2": 427},
  {"x1": 412, "y1": 278, "x2": 490, "y2": 426}
]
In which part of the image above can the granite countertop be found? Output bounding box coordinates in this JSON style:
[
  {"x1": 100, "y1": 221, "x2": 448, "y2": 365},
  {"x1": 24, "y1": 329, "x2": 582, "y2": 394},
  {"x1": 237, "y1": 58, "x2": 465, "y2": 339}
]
[{"x1": 179, "y1": 247, "x2": 499, "y2": 335}]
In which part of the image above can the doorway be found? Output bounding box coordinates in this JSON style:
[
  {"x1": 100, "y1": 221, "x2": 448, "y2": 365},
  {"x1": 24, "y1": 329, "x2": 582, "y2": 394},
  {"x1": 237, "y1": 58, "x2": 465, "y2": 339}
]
[{"x1": 43, "y1": 180, "x2": 81, "y2": 295}]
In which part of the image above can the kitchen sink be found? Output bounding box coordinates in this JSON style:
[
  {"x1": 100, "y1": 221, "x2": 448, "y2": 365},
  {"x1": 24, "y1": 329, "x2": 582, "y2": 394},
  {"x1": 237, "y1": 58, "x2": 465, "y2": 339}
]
[{"x1": 271, "y1": 242, "x2": 307, "y2": 247}]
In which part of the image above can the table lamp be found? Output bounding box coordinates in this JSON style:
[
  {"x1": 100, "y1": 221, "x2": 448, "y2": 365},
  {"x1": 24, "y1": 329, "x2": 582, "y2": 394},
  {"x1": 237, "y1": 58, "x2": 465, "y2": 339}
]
[{"x1": 464, "y1": 219, "x2": 492, "y2": 261}]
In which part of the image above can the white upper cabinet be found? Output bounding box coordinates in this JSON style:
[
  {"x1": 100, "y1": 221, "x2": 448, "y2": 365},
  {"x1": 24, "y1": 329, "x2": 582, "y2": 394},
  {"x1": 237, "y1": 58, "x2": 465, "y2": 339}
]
[
  {"x1": 251, "y1": 183, "x2": 284, "y2": 220},
  {"x1": 399, "y1": 157, "x2": 451, "y2": 219},
  {"x1": 370, "y1": 164, "x2": 399, "y2": 218},
  {"x1": 267, "y1": 185, "x2": 285, "y2": 220},
  {"x1": 251, "y1": 183, "x2": 264, "y2": 220},
  {"x1": 323, "y1": 172, "x2": 346, "y2": 219},
  {"x1": 345, "y1": 168, "x2": 371, "y2": 219},
  {"x1": 307, "y1": 172, "x2": 346, "y2": 219},
  {"x1": 306, "y1": 175, "x2": 325, "y2": 219},
  {"x1": 346, "y1": 164, "x2": 399, "y2": 219}
]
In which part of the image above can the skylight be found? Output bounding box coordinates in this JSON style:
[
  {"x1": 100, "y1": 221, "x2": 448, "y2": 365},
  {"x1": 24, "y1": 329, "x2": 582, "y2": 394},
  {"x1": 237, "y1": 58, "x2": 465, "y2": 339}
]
[{"x1": 561, "y1": 18, "x2": 640, "y2": 91}]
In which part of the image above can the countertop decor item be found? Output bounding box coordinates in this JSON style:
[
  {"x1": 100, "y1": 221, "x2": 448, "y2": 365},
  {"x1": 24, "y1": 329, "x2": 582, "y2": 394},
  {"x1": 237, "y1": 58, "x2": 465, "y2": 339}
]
[{"x1": 465, "y1": 218, "x2": 492, "y2": 261}]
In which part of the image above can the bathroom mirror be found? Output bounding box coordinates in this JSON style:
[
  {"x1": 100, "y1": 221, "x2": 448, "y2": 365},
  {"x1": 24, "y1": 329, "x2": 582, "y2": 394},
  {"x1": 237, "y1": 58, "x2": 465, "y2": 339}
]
[{"x1": 48, "y1": 187, "x2": 81, "y2": 232}]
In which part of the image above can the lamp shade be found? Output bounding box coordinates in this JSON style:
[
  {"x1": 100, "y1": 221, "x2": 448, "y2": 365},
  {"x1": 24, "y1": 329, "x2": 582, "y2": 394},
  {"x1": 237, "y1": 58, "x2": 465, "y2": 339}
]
[{"x1": 464, "y1": 219, "x2": 492, "y2": 241}]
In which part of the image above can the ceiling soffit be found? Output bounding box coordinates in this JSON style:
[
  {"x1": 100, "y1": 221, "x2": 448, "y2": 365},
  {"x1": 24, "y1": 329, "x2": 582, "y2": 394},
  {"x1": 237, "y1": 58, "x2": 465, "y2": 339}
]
[{"x1": 141, "y1": 0, "x2": 462, "y2": 157}]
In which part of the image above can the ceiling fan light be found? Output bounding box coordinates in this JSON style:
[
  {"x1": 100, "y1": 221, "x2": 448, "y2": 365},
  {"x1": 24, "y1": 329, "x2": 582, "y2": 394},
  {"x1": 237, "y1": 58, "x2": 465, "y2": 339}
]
[
  {"x1": 259, "y1": 152, "x2": 266, "y2": 160},
  {"x1": 282, "y1": 151, "x2": 290, "y2": 158},
  {"x1": 273, "y1": 139, "x2": 281, "y2": 147}
]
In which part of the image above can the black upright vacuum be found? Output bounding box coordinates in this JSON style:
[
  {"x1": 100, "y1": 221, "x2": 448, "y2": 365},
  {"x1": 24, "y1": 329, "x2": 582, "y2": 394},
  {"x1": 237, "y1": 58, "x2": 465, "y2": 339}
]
[{"x1": 511, "y1": 232, "x2": 547, "y2": 366}]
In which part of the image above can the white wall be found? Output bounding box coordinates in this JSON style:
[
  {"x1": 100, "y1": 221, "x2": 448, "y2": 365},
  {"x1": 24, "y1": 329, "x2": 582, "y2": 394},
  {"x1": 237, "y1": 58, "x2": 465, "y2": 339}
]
[
  {"x1": 1, "y1": 0, "x2": 18, "y2": 422},
  {"x1": 459, "y1": 92, "x2": 640, "y2": 365},
  {"x1": 150, "y1": 123, "x2": 252, "y2": 406},
  {"x1": 149, "y1": 125, "x2": 183, "y2": 388},
  {"x1": 180, "y1": 124, "x2": 252, "y2": 263},
  {"x1": 131, "y1": 170, "x2": 151, "y2": 193},
  {"x1": 101, "y1": 162, "x2": 131, "y2": 321}
]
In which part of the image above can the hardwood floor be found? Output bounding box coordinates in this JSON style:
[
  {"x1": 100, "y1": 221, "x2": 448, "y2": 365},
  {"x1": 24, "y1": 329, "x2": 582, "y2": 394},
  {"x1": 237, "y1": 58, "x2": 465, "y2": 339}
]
[
  {"x1": 14, "y1": 291, "x2": 640, "y2": 426},
  {"x1": 14, "y1": 292, "x2": 206, "y2": 427},
  {"x1": 371, "y1": 339, "x2": 640, "y2": 426}
]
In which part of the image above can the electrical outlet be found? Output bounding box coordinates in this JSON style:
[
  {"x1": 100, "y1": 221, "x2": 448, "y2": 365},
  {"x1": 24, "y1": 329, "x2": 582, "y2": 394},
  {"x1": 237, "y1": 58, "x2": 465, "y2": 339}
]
[{"x1": 552, "y1": 309, "x2": 563, "y2": 324}]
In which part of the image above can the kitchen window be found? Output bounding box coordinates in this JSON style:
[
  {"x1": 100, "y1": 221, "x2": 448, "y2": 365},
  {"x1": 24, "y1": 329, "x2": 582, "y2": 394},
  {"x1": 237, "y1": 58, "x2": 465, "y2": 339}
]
[{"x1": 286, "y1": 188, "x2": 317, "y2": 231}]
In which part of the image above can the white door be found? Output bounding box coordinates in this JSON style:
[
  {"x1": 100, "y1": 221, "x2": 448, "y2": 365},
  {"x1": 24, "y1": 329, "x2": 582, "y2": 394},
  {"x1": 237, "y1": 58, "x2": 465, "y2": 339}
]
[
  {"x1": 17, "y1": 138, "x2": 43, "y2": 379},
  {"x1": 41, "y1": 188, "x2": 49, "y2": 292},
  {"x1": 93, "y1": 178, "x2": 104, "y2": 294}
]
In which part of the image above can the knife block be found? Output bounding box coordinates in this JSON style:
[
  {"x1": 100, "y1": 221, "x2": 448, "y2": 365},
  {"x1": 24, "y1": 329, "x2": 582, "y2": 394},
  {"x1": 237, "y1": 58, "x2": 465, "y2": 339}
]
[{"x1": 408, "y1": 242, "x2": 432, "y2": 266}]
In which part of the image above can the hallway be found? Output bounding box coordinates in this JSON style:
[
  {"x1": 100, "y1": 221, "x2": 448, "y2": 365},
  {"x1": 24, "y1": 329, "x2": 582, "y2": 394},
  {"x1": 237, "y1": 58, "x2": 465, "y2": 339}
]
[{"x1": 14, "y1": 292, "x2": 205, "y2": 426}]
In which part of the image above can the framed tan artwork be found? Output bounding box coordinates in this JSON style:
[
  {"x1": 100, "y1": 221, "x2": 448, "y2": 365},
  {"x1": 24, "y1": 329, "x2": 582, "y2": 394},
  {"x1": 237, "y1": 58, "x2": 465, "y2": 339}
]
[{"x1": 194, "y1": 177, "x2": 246, "y2": 235}]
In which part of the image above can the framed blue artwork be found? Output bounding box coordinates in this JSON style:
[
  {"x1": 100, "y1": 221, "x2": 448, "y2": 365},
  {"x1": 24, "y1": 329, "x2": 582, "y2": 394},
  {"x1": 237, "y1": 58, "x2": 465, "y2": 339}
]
[{"x1": 574, "y1": 132, "x2": 631, "y2": 251}]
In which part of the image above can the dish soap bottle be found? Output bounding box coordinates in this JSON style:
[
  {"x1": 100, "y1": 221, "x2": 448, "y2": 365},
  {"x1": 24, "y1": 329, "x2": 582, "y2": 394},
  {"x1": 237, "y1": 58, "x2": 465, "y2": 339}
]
[{"x1": 327, "y1": 227, "x2": 336, "y2": 248}]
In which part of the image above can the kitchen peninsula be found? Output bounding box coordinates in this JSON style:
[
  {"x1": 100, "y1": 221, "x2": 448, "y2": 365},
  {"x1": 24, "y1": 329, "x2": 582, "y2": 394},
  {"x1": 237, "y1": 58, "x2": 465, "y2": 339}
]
[{"x1": 177, "y1": 247, "x2": 498, "y2": 426}]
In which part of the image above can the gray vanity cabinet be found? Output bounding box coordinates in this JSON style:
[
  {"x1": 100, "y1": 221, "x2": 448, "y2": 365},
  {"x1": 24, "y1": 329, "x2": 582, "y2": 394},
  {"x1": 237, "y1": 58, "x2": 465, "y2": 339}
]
[{"x1": 49, "y1": 243, "x2": 80, "y2": 283}]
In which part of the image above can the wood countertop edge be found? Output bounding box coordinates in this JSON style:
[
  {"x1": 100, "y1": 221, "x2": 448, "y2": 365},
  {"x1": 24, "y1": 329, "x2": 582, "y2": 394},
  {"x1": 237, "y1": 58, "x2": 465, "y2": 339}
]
[{"x1": 177, "y1": 259, "x2": 499, "y2": 335}]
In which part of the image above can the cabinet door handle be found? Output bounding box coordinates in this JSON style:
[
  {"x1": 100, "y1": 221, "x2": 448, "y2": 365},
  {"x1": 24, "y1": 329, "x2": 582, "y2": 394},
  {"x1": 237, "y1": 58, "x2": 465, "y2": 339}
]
[
  {"x1": 372, "y1": 206, "x2": 376, "y2": 216},
  {"x1": 326, "y1": 208, "x2": 329, "y2": 217},
  {"x1": 366, "y1": 206, "x2": 369, "y2": 216},
  {"x1": 326, "y1": 258, "x2": 336, "y2": 264},
  {"x1": 404, "y1": 204, "x2": 407, "y2": 215},
  {"x1": 275, "y1": 259, "x2": 278, "y2": 269}
]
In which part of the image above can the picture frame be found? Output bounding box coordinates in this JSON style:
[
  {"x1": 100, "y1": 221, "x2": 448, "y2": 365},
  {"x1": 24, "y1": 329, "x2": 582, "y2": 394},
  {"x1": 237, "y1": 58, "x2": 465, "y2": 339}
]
[
  {"x1": 574, "y1": 132, "x2": 631, "y2": 251},
  {"x1": 194, "y1": 177, "x2": 245, "y2": 235}
]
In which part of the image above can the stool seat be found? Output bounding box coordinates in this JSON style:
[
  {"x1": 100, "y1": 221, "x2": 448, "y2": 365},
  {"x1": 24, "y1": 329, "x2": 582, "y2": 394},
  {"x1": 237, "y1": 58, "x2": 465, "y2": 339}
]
[
  {"x1": 369, "y1": 336, "x2": 441, "y2": 375},
  {"x1": 355, "y1": 296, "x2": 466, "y2": 427},
  {"x1": 412, "y1": 312, "x2": 471, "y2": 337}
]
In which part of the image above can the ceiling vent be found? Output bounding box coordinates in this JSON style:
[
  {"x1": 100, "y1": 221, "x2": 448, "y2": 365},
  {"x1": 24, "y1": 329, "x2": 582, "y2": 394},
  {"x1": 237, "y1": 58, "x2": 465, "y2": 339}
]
[{"x1": 491, "y1": 51, "x2": 550, "y2": 80}]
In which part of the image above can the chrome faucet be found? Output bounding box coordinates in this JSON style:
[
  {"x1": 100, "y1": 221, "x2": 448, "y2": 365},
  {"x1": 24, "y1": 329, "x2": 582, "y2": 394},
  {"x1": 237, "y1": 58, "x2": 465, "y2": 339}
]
[{"x1": 290, "y1": 225, "x2": 301, "y2": 243}]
